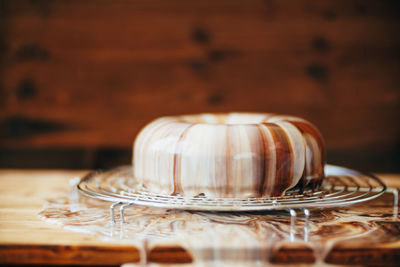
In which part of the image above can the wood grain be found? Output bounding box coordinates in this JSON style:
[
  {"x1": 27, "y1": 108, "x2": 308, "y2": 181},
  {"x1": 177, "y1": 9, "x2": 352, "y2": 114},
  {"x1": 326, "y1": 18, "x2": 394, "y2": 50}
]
[
  {"x1": 0, "y1": 244, "x2": 140, "y2": 266},
  {"x1": 0, "y1": 0, "x2": 399, "y2": 170},
  {"x1": 0, "y1": 170, "x2": 140, "y2": 265},
  {"x1": 0, "y1": 169, "x2": 400, "y2": 265}
]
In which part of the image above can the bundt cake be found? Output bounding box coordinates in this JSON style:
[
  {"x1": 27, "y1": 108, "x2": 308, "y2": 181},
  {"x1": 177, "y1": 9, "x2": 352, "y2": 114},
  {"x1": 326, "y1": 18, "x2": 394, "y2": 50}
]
[{"x1": 133, "y1": 113, "x2": 325, "y2": 198}]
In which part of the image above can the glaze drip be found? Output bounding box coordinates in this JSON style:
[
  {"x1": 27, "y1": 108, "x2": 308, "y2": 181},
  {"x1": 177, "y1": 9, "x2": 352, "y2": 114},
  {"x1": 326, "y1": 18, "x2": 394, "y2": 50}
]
[{"x1": 39, "y1": 191, "x2": 400, "y2": 265}]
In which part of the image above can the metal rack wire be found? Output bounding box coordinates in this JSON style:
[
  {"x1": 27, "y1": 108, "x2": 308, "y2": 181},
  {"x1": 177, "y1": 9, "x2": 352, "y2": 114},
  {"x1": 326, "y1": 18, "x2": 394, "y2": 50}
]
[{"x1": 77, "y1": 164, "x2": 387, "y2": 224}]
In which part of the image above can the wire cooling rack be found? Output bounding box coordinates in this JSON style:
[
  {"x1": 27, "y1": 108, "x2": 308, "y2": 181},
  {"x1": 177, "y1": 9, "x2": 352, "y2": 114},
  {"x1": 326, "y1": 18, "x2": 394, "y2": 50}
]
[{"x1": 77, "y1": 164, "x2": 386, "y2": 212}]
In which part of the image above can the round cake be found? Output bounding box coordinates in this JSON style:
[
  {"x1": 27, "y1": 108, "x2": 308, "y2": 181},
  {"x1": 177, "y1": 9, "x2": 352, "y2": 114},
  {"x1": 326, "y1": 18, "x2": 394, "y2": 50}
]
[{"x1": 133, "y1": 113, "x2": 325, "y2": 198}]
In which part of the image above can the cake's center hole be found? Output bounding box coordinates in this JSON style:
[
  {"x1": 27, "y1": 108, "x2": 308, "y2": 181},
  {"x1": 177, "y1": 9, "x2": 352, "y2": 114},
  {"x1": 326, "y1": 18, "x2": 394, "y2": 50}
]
[{"x1": 181, "y1": 113, "x2": 267, "y2": 125}]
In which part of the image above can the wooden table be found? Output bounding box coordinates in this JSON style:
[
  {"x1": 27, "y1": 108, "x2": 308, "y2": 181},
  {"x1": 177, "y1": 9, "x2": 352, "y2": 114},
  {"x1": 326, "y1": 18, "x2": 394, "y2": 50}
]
[{"x1": 0, "y1": 169, "x2": 399, "y2": 266}]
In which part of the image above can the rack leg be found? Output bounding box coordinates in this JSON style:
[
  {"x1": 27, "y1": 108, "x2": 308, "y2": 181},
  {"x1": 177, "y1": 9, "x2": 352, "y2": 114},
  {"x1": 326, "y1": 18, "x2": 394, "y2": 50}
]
[
  {"x1": 303, "y1": 208, "x2": 310, "y2": 242},
  {"x1": 120, "y1": 203, "x2": 135, "y2": 224},
  {"x1": 288, "y1": 208, "x2": 297, "y2": 242},
  {"x1": 110, "y1": 202, "x2": 123, "y2": 224},
  {"x1": 69, "y1": 177, "x2": 81, "y2": 205}
]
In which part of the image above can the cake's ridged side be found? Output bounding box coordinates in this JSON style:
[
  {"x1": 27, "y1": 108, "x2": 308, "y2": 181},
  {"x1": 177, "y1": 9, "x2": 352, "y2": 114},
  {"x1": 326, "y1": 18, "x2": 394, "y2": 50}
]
[
  {"x1": 256, "y1": 125, "x2": 267, "y2": 197},
  {"x1": 283, "y1": 119, "x2": 325, "y2": 190},
  {"x1": 265, "y1": 115, "x2": 325, "y2": 191},
  {"x1": 134, "y1": 118, "x2": 192, "y2": 194},
  {"x1": 225, "y1": 125, "x2": 231, "y2": 196},
  {"x1": 180, "y1": 124, "x2": 229, "y2": 197},
  {"x1": 172, "y1": 124, "x2": 194, "y2": 195},
  {"x1": 256, "y1": 124, "x2": 276, "y2": 197},
  {"x1": 275, "y1": 121, "x2": 306, "y2": 188},
  {"x1": 133, "y1": 118, "x2": 173, "y2": 188},
  {"x1": 134, "y1": 113, "x2": 325, "y2": 198},
  {"x1": 258, "y1": 124, "x2": 276, "y2": 197},
  {"x1": 265, "y1": 123, "x2": 293, "y2": 196}
]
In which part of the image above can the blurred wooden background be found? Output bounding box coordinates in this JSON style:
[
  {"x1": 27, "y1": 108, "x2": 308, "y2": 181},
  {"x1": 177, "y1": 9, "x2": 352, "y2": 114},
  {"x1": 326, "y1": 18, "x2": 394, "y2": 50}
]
[{"x1": 0, "y1": 0, "x2": 399, "y2": 171}]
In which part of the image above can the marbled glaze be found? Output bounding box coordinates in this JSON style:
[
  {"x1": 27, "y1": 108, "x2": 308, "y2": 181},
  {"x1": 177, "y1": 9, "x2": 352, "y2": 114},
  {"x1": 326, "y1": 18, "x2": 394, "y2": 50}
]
[{"x1": 133, "y1": 113, "x2": 325, "y2": 197}]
